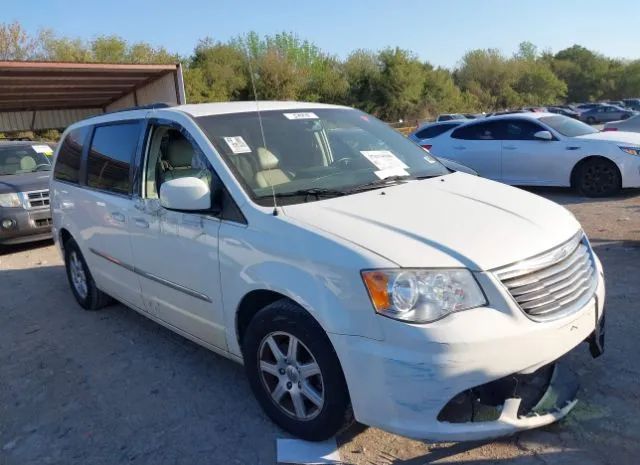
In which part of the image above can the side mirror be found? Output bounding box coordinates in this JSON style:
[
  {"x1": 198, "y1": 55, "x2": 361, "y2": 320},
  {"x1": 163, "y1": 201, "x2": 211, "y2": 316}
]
[
  {"x1": 159, "y1": 177, "x2": 211, "y2": 211},
  {"x1": 534, "y1": 130, "x2": 553, "y2": 141}
]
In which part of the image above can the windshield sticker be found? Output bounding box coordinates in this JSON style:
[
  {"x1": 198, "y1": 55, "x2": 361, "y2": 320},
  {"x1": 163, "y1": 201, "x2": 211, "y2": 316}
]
[
  {"x1": 374, "y1": 167, "x2": 409, "y2": 179},
  {"x1": 32, "y1": 144, "x2": 53, "y2": 154},
  {"x1": 223, "y1": 136, "x2": 252, "y2": 154},
  {"x1": 424, "y1": 155, "x2": 436, "y2": 164},
  {"x1": 283, "y1": 112, "x2": 319, "y2": 120},
  {"x1": 360, "y1": 150, "x2": 408, "y2": 171}
]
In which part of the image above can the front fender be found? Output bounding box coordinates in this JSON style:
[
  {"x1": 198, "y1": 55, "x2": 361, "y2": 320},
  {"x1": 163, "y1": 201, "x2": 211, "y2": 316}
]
[{"x1": 218, "y1": 220, "x2": 388, "y2": 357}]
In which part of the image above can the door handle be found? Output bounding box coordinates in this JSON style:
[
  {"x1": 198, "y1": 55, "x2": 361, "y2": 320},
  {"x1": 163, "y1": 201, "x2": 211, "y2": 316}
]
[
  {"x1": 453, "y1": 146, "x2": 466, "y2": 150},
  {"x1": 133, "y1": 218, "x2": 150, "y2": 229},
  {"x1": 503, "y1": 146, "x2": 517, "y2": 150},
  {"x1": 110, "y1": 212, "x2": 126, "y2": 223}
]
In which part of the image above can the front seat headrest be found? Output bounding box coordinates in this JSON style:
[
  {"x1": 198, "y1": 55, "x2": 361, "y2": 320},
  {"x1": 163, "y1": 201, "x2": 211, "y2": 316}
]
[
  {"x1": 256, "y1": 147, "x2": 279, "y2": 170},
  {"x1": 20, "y1": 156, "x2": 36, "y2": 171},
  {"x1": 166, "y1": 138, "x2": 193, "y2": 168}
]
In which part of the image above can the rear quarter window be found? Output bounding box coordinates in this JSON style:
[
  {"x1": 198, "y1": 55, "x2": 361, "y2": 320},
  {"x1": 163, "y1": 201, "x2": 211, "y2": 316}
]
[
  {"x1": 415, "y1": 123, "x2": 459, "y2": 139},
  {"x1": 86, "y1": 122, "x2": 141, "y2": 195},
  {"x1": 53, "y1": 126, "x2": 90, "y2": 184}
]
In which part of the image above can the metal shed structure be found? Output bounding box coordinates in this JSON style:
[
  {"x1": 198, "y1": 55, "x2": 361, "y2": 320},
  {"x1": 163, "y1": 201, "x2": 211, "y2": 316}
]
[{"x1": 0, "y1": 61, "x2": 186, "y2": 132}]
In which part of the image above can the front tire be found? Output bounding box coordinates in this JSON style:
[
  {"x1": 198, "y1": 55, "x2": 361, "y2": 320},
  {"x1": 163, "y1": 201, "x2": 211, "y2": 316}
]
[
  {"x1": 242, "y1": 299, "x2": 353, "y2": 441},
  {"x1": 586, "y1": 116, "x2": 596, "y2": 125},
  {"x1": 575, "y1": 158, "x2": 621, "y2": 197},
  {"x1": 64, "y1": 238, "x2": 112, "y2": 310}
]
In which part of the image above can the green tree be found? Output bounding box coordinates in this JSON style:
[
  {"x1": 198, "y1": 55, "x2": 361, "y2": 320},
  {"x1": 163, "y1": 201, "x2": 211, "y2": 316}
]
[
  {"x1": 551, "y1": 45, "x2": 611, "y2": 102},
  {"x1": 0, "y1": 21, "x2": 37, "y2": 60},
  {"x1": 343, "y1": 50, "x2": 381, "y2": 113}
]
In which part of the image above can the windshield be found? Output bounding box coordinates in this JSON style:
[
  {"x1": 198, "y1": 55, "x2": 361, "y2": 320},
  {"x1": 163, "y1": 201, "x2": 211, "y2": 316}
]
[
  {"x1": 0, "y1": 145, "x2": 52, "y2": 176},
  {"x1": 195, "y1": 108, "x2": 449, "y2": 205},
  {"x1": 539, "y1": 115, "x2": 598, "y2": 137}
]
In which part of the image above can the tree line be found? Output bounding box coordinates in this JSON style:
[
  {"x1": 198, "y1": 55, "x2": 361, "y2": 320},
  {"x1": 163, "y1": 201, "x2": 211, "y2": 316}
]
[{"x1": 2, "y1": 21, "x2": 640, "y2": 122}]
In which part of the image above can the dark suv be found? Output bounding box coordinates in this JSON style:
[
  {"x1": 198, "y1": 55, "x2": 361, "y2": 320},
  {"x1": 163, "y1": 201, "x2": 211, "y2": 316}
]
[{"x1": 0, "y1": 141, "x2": 54, "y2": 245}]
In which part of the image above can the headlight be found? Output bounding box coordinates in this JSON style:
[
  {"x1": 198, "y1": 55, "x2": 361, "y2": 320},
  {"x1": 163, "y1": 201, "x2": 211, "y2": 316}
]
[
  {"x1": 0, "y1": 193, "x2": 21, "y2": 208},
  {"x1": 361, "y1": 269, "x2": 487, "y2": 323},
  {"x1": 618, "y1": 146, "x2": 640, "y2": 156}
]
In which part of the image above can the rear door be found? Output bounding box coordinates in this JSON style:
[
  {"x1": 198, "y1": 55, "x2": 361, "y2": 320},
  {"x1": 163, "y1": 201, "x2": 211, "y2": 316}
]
[
  {"x1": 499, "y1": 119, "x2": 565, "y2": 185},
  {"x1": 442, "y1": 121, "x2": 503, "y2": 180},
  {"x1": 78, "y1": 121, "x2": 144, "y2": 309}
]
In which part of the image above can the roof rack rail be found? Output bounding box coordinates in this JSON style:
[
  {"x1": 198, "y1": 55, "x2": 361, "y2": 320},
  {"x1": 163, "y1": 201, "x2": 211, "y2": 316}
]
[{"x1": 105, "y1": 102, "x2": 174, "y2": 114}]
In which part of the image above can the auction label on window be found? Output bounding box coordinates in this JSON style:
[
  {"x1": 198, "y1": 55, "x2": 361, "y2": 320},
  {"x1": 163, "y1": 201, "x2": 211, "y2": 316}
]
[
  {"x1": 374, "y1": 167, "x2": 409, "y2": 179},
  {"x1": 223, "y1": 136, "x2": 252, "y2": 154},
  {"x1": 32, "y1": 144, "x2": 53, "y2": 154},
  {"x1": 360, "y1": 150, "x2": 408, "y2": 171},
  {"x1": 283, "y1": 112, "x2": 319, "y2": 120}
]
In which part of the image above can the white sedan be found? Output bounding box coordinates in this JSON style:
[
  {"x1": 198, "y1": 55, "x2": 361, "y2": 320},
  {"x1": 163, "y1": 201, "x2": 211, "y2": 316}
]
[
  {"x1": 603, "y1": 114, "x2": 640, "y2": 133},
  {"x1": 428, "y1": 112, "x2": 640, "y2": 196}
]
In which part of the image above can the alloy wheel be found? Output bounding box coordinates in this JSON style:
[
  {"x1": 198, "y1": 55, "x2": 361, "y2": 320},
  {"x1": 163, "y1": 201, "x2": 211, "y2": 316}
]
[
  {"x1": 581, "y1": 163, "x2": 617, "y2": 195},
  {"x1": 258, "y1": 331, "x2": 325, "y2": 421},
  {"x1": 69, "y1": 251, "x2": 88, "y2": 299}
]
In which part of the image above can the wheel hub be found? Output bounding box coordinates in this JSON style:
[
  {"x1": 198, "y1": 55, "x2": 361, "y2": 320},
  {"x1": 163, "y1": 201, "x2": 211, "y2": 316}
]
[{"x1": 285, "y1": 365, "x2": 300, "y2": 383}]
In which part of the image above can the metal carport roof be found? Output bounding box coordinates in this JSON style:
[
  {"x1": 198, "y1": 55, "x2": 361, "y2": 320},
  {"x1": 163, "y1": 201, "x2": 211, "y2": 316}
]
[{"x1": 0, "y1": 61, "x2": 185, "y2": 132}]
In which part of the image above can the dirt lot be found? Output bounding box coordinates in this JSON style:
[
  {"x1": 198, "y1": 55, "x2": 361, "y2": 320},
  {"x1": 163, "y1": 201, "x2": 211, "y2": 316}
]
[{"x1": 1, "y1": 188, "x2": 639, "y2": 465}]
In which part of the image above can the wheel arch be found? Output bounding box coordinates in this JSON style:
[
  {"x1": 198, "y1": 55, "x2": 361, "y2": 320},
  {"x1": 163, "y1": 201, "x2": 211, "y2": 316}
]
[{"x1": 570, "y1": 155, "x2": 621, "y2": 188}]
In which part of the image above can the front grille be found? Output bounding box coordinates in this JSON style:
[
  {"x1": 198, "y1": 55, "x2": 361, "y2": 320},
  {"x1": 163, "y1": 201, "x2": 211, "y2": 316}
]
[
  {"x1": 495, "y1": 233, "x2": 597, "y2": 321},
  {"x1": 24, "y1": 190, "x2": 50, "y2": 209},
  {"x1": 34, "y1": 218, "x2": 52, "y2": 227}
]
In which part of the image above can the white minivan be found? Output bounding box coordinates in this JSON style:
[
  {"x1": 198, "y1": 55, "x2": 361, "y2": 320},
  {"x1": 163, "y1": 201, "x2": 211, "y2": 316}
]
[{"x1": 51, "y1": 102, "x2": 606, "y2": 442}]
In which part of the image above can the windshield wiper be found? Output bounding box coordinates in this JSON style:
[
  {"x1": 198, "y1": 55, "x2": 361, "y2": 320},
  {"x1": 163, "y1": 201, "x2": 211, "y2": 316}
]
[
  {"x1": 344, "y1": 174, "x2": 414, "y2": 193},
  {"x1": 273, "y1": 187, "x2": 348, "y2": 201}
]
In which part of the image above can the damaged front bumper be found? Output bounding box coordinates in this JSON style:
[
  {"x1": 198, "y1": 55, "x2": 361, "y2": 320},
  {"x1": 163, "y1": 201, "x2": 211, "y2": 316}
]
[{"x1": 329, "y1": 265, "x2": 605, "y2": 442}]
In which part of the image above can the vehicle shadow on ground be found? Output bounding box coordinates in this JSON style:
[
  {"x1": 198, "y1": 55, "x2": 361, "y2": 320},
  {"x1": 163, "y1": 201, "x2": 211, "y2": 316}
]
[
  {"x1": 0, "y1": 264, "x2": 282, "y2": 465},
  {"x1": 0, "y1": 238, "x2": 53, "y2": 256},
  {"x1": 522, "y1": 186, "x2": 640, "y2": 205}
]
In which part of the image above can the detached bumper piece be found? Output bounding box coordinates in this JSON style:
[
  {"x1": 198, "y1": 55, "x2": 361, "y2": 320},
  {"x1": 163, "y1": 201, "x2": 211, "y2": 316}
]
[{"x1": 436, "y1": 360, "x2": 579, "y2": 440}]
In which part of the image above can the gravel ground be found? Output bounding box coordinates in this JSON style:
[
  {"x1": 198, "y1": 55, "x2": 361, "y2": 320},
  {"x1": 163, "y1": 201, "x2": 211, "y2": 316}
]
[{"x1": 1, "y1": 187, "x2": 638, "y2": 465}]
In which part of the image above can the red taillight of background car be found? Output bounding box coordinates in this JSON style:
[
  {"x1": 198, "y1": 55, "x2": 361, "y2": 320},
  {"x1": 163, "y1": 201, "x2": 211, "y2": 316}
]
[
  {"x1": 603, "y1": 127, "x2": 618, "y2": 132},
  {"x1": 421, "y1": 144, "x2": 432, "y2": 150}
]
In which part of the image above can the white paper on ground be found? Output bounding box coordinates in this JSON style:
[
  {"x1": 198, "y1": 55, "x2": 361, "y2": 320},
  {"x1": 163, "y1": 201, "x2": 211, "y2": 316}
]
[
  {"x1": 276, "y1": 438, "x2": 341, "y2": 464},
  {"x1": 374, "y1": 167, "x2": 409, "y2": 179},
  {"x1": 223, "y1": 136, "x2": 252, "y2": 154},
  {"x1": 360, "y1": 150, "x2": 408, "y2": 172},
  {"x1": 31, "y1": 144, "x2": 53, "y2": 154}
]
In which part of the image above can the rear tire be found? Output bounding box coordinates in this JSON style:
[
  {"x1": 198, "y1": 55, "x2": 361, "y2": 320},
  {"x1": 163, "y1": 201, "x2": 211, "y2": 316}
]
[
  {"x1": 242, "y1": 299, "x2": 354, "y2": 441},
  {"x1": 586, "y1": 116, "x2": 596, "y2": 125},
  {"x1": 64, "y1": 238, "x2": 112, "y2": 310},
  {"x1": 575, "y1": 158, "x2": 621, "y2": 197}
]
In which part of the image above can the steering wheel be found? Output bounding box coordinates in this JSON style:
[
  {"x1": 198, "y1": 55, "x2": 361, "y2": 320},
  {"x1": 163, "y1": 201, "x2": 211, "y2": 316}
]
[
  {"x1": 34, "y1": 163, "x2": 51, "y2": 171},
  {"x1": 330, "y1": 157, "x2": 352, "y2": 169}
]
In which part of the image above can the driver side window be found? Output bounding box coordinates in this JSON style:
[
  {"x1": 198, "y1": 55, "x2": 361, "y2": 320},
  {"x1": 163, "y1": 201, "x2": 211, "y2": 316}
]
[{"x1": 143, "y1": 124, "x2": 213, "y2": 199}]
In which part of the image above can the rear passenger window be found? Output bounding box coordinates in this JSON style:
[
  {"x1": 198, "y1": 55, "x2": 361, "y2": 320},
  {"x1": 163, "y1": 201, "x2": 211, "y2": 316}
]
[
  {"x1": 53, "y1": 126, "x2": 89, "y2": 184},
  {"x1": 87, "y1": 122, "x2": 141, "y2": 195},
  {"x1": 415, "y1": 123, "x2": 458, "y2": 139},
  {"x1": 452, "y1": 122, "x2": 501, "y2": 140}
]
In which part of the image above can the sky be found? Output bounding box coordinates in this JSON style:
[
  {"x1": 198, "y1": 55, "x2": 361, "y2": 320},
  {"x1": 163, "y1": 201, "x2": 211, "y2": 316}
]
[{"x1": 6, "y1": 0, "x2": 639, "y2": 68}]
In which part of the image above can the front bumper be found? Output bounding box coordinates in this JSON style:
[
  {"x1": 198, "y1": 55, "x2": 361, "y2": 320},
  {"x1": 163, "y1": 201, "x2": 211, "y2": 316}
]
[
  {"x1": 0, "y1": 206, "x2": 53, "y2": 245},
  {"x1": 329, "y1": 260, "x2": 605, "y2": 441}
]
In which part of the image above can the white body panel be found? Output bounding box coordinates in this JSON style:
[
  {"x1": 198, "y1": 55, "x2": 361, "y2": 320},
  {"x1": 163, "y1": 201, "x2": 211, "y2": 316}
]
[
  {"x1": 51, "y1": 103, "x2": 605, "y2": 441},
  {"x1": 429, "y1": 113, "x2": 640, "y2": 188}
]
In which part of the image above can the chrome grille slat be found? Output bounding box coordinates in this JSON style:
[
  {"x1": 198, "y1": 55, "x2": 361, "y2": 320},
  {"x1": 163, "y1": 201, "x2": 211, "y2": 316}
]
[
  {"x1": 23, "y1": 189, "x2": 50, "y2": 210},
  {"x1": 495, "y1": 234, "x2": 598, "y2": 321}
]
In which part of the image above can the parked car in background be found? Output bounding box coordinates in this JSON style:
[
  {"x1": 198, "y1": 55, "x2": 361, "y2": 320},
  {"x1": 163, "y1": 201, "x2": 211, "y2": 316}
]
[
  {"x1": 622, "y1": 98, "x2": 640, "y2": 111},
  {"x1": 436, "y1": 113, "x2": 467, "y2": 122},
  {"x1": 0, "y1": 141, "x2": 54, "y2": 245},
  {"x1": 463, "y1": 113, "x2": 482, "y2": 119},
  {"x1": 603, "y1": 114, "x2": 640, "y2": 132},
  {"x1": 51, "y1": 101, "x2": 604, "y2": 442},
  {"x1": 547, "y1": 106, "x2": 580, "y2": 119},
  {"x1": 427, "y1": 112, "x2": 640, "y2": 196},
  {"x1": 408, "y1": 121, "x2": 465, "y2": 148},
  {"x1": 579, "y1": 105, "x2": 636, "y2": 124},
  {"x1": 607, "y1": 100, "x2": 625, "y2": 108},
  {"x1": 575, "y1": 102, "x2": 605, "y2": 111},
  {"x1": 523, "y1": 106, "x2": 548, "y2": 112}
]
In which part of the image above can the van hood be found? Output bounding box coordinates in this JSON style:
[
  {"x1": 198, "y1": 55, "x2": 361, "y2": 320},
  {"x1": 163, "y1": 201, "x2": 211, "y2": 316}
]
[
  {"x1": 0, "y1": 171, "x2": 51, "y2": 194},
  {"x1": 575, "y1": 130, "x2": 640, "y2": 145},
  {"x1": 283, "y1": 172, "x2": 580, "y2": 270}
]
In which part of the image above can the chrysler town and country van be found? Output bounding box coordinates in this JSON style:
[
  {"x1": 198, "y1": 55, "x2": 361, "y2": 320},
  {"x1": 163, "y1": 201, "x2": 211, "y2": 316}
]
[{"x1": 51, "y1": 102, "x2": 606, "y2": 441}]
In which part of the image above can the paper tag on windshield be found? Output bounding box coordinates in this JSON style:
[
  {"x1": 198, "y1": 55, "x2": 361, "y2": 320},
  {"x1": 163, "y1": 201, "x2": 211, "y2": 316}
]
[
  {"x1": 223, "y1": 136, "x2": 251, "y2": 154},
  {"x1": 32, "y1": 144, "x2": 53, "y2": 154},
  {"x1": 283, "y1": 112, "x2": 318, "y2": 120},
  {"x1": 360, "y1": 150, "x2": 408, "y2": 171},
  {"x1": 374, "y1": 167, "x2": 409, "y2": 179}
]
